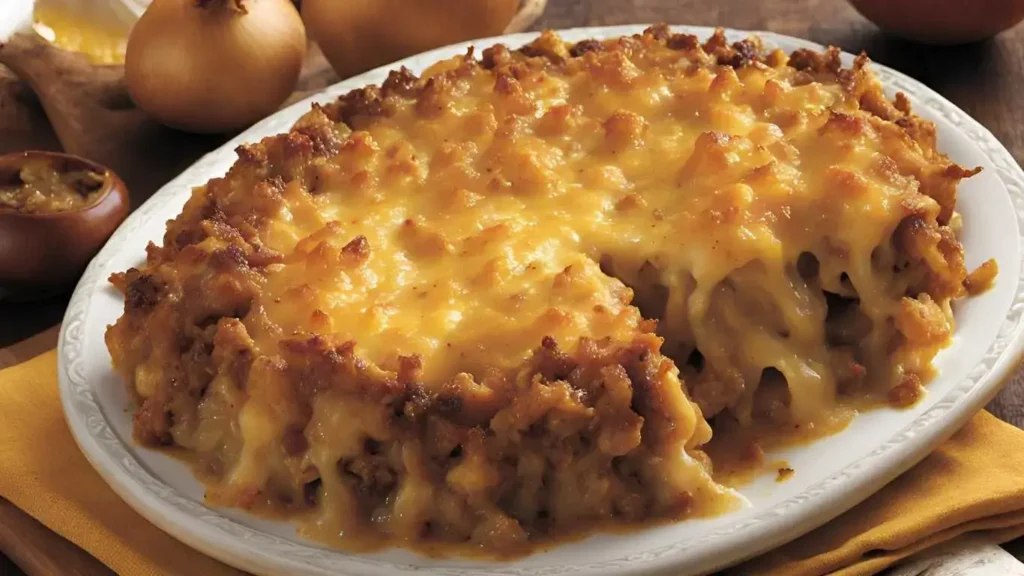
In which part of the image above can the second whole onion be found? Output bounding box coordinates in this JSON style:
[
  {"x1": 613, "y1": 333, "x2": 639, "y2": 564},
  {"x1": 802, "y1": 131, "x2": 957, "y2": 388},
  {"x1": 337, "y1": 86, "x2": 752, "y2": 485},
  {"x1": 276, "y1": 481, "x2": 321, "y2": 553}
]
[{"x1": 301, "y1": 0, "x2": 519, "y2": 80}]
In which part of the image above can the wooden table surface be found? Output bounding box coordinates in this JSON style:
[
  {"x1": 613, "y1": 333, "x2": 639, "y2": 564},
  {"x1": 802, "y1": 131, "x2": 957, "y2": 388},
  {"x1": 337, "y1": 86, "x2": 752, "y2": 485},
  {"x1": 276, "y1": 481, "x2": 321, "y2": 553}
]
[{"x1": 2, "y1": 0, "x2": 1024, "y2": 574}]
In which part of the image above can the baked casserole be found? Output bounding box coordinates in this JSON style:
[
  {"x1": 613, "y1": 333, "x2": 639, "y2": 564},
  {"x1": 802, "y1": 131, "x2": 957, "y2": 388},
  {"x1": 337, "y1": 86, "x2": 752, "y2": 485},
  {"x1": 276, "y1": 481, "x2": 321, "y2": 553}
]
[{"x1": 106, "y1": 26, "x2": 996, "y2": 555}]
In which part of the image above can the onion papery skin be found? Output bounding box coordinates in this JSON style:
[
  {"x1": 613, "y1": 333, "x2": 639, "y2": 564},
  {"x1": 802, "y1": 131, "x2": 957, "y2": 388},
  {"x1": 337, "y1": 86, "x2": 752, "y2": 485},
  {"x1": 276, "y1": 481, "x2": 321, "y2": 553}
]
[
  {"x1": 301, "y1": 0, "x2": 518, "y2": 80},
  {"x1": 126, "y1": 0, "x2": 307, "y2": 134}
]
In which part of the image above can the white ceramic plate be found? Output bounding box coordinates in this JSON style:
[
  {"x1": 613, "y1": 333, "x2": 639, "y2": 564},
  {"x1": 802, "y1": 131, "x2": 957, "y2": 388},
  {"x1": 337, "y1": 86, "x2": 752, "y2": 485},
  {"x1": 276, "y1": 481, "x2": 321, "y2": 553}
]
[{"x1": 58, "y1": 25, "x2": 1024, "y2": 576}]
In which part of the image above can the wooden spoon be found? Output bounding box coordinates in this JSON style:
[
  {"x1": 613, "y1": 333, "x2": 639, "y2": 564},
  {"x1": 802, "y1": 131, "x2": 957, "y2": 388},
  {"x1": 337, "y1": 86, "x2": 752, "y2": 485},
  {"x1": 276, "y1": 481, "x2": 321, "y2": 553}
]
[{"x1": 0, "y1": 33, "x2": 228, "y2": 208}]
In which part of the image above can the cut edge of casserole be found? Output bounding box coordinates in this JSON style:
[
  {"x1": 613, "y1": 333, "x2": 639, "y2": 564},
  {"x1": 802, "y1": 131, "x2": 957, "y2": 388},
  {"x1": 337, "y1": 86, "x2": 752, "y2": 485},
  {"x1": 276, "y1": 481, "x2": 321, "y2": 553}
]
[{"x1": 105, "y1": 26, "x2": 996, "y2": 556}]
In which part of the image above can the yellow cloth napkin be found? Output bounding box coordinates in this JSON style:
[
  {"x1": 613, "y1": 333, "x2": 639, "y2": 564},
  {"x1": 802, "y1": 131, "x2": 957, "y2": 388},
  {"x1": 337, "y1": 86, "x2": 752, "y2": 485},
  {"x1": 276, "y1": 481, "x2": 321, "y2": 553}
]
[
  {"x1": 2, "y1": 350, "x2": 1024, "y2": 576},
  {"x1": 728, "y1": 411, "x2": 1024, "y2": 575},
  {"x1": 0, "y1": 350, "x2": 241, "y2": 575}
]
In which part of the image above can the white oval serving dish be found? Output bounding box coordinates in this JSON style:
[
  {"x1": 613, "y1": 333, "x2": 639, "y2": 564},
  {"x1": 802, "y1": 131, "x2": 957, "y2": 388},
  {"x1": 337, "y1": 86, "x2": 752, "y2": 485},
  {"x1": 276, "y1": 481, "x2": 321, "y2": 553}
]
[{"x1": 58, "y1": 25, "x2": 1024, "y2": 576}]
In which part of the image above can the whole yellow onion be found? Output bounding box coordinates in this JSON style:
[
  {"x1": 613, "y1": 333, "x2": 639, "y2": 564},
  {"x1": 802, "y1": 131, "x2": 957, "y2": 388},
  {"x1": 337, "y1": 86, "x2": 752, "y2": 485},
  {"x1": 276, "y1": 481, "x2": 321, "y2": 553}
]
[
  {"x1": 301, "y1": 0, "x2": 519, "y2": 80},
  {"x1": 125, "y1": 0, "x2": 307, "y2": 133}
]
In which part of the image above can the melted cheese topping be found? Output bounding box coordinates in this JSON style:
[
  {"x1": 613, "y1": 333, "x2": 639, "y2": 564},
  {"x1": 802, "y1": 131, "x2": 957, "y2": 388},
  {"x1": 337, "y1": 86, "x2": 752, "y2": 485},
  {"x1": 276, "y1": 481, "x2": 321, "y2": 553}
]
[
  {"x1": 106, "y1": 27, "x2": 983, "y2": 556},
  {"x1": 240, "y1": 33, "x2": 964, "y2": 427}
]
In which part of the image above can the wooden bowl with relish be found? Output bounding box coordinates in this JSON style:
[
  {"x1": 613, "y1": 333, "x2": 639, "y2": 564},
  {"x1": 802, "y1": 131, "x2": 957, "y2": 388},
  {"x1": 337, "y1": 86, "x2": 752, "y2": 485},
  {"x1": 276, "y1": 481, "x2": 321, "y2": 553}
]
[{"x1": 0, "y1": 151, "x2": 129, "y2": 299}]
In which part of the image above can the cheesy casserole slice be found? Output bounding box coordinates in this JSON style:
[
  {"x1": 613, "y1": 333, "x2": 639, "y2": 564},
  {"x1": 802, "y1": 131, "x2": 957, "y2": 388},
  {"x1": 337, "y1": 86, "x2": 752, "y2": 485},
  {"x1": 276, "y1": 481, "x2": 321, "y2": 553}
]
[{"x1": 106, "y1": 27, "x2": 995, "y2": 554}]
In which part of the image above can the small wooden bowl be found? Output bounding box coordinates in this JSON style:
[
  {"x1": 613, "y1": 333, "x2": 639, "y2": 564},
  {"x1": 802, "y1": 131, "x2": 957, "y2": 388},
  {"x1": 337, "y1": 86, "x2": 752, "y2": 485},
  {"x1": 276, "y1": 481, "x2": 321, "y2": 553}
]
[{"x1": 0, "y1": 151, "x2": 129, "y2": 299}]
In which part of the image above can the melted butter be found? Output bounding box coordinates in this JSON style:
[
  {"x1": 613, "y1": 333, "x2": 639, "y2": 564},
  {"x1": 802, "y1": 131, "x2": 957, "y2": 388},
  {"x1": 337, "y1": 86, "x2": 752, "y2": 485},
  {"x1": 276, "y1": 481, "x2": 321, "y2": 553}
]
[{"x1": 33, "y1": 0, "x2": 131, "y2": 65}]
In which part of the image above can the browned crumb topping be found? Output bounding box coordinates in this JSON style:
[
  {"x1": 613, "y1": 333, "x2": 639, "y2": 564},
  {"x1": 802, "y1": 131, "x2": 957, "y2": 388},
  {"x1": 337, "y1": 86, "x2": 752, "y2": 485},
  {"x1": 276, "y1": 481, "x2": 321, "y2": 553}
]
[
  {"x1": 105, "y1": 25, "x2": 990, "y2": 557},
  {"x1": 776, "y1": 467, "x2": 795, "y2": 482}
]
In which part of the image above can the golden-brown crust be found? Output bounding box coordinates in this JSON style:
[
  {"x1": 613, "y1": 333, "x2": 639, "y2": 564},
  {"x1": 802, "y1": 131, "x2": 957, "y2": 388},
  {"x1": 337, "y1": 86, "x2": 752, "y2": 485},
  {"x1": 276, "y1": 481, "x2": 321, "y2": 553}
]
[{"x1": 105, "y1": 26, "x2": 989, "y2": 556}]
